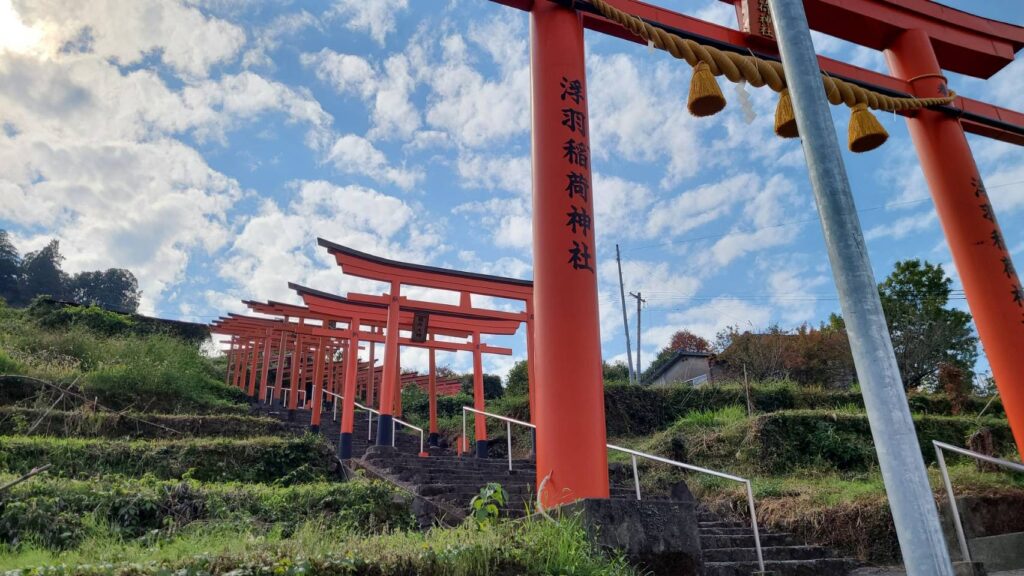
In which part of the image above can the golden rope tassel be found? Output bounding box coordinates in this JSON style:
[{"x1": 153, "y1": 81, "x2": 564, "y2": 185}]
[
  {"x1": 847, "y1": 102, "x2": 888, "y2": 153},
  {"x1": 687, "y1": 61, "x2": 726, "y2": 117},
  {"x1": 774, "y1": 88, "x2": 798, "y2": 138}
]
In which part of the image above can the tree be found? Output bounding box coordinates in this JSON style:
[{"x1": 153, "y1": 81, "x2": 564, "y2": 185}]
[
  {"x1": 714, "y1": 323, "x2": 855, "y2": 387},
  {"x1": 643, "y1": 329, "x2": 712, "y2": 382},
  {"x1": 69, "y1": 268, "x2": 141, "y2": 313},
  {"x1": 505, "y1": 360, "x2": 529, "y2": 396},
  {"x1": 20, "y1": 240, "x2": 67, "y2": 301},
  {"x1": 0, "y1": 231, "x2": 21, "y2": 305},
  {"x1": 602, "y1": 360, "x2": 629, "y2": 384},
  {"x1": 877, "y1": 259, "x2": 977, "y2": 390},
  {"x1": 669, "y1": 330, "x2": 711, "y2": 353},
  {"x1": 461, "y1": 373, "x2": 504, "y2": 399}
]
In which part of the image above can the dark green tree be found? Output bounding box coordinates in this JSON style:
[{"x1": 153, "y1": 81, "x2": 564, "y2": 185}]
[
  {"x1": 602, "y1": 360, "x2": 630, "y2": 384},
  {"x1": 20, "y1": 240, "x2": 67, "y2": 301},
  {"x1": 69, "y1": 268, "x2": 141, "y2": 313},
  {"x1": 878, "y1": 259, "x2": 978, "y2": 390},
  {"x1": 460, "y1": 373, "x2": 504, "y2": 399},
  {"x1": 0, "y1": 230, "x2": 21, "y2": 305},
  {"x1": 505, "y1": 359, "x2": 529, "y2": 396}
]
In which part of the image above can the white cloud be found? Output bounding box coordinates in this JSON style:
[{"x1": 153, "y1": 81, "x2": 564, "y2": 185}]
[
  {"x1": 457, "y1": 154, "x2": 530, "y2": 197},
  {"x1": 242, "y1": 10, "x2": 319, "y2": 69},
  {"x1": 588, "y1": 53, "x2": 705, "y2": 188},
  {"x1": 453, "y1": 197, "x2": 532, "y2": 250},
  {"x1": 326, "y1": 134, "x2": 423, "y2": 190},
  {"x1": 0, "y1": 135, "x2": 240, "y2": 313},
  {"x1": 699, "y1": 174, "x2": 803, "y2": 266},
  {"x1": 599, "y1": 260, "x2": 701, "y2": 309},
  {"x1": 658, "y1": 297, "x2": 772, "y2": 343},
  {"x1": 302, "y1": 49, "x2": 420, "y2": 140},
  {"x1": 864, "y1": 210, "x2": 937, "y2": 241},
  {"x1": 328, "y1": 0, "x2": 408, "y2": 46},
  {"x1": 217, "y1": 180, "x2": 443, "y2": 306},
  {"x1": 645, "y1": 173, "x2": 759, "y2": 239},
  {"x1": 15, "y1": 0, "x2": 245, "y2": 79},
  {"x1": 592, "y1": 174, "x2": 655, "y2": 241}
]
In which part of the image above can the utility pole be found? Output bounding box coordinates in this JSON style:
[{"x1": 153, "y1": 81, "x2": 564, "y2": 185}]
[
  {"x1": 629, "y1": 291, "x2": 645, "y2": 383},
  {"x1": 616, "y1": 244, "x2": 636, "y2": 385},
  {"x1": 768, "y1": 0, "x2": 953, "y2": 573}
]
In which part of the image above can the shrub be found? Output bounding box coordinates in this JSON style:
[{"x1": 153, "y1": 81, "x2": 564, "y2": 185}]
[
  {"x1": 0, "y1": 476, "x2": 414, "y2": 550},
  {"x1": 0, "y1": 408, "x2": 287, "y2": 439},
  {"x1": 0, "y1": 515, "x2": 636, "y2": 575},
  {"x1": 80, "y1": 335, "x2": 246, "y2": 414},
  {"x1": 0, "y1": 434, "x2": 336, "y2": 482},
  {"x1": 0, "y1": 349, "x2": 24, "y2": 375},
  {"x1": 746, "y1": 411, "x2": 1015, "y2": 473}
]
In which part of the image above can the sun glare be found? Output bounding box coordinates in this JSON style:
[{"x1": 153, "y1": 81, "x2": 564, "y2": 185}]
[{"x1": 0, "y1": 0, "x2": 43, "y2": 55}]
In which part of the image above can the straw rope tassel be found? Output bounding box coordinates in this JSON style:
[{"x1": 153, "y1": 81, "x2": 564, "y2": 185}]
[
  {"x1": 688, "y1": 61, "x2": 726, "y2": 117},
  {"x1": 774, "y1": 88, "x2": 798, "y2": 138},
  {"x1": 848, "y1": 103, "x2": 889, "y2": 153},
  {"x1": 588, "y1": 0, "x2": 956, "y2": 151}
]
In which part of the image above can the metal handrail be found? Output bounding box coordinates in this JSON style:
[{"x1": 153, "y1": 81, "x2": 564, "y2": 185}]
[
  {"x1": 462, "y1": 406, "x2": 535, "y2": 471},
  {"x1": 323, "y1": 390, "x2": 424, "y2": 454},
  {"x1": 461, "y1": 406, "x2": 764, "y2": 572},
  {"x1": 933, "y1": 440, "x2": 1024, "y2": 563},
  {"x1": 606, "y1": 443, "x2": 764, "y2": 572}
]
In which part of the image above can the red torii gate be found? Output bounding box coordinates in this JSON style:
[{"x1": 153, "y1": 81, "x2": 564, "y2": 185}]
[
  {"x1": 487, "y1": 0, "x2": 1024, "y2": 509},
  {"x1": 213, "y1": 312, "x2": 336, "y2": 419},
  {"x1": 290, "y1": 282, "x2": 522, "y2": 458},
  {"x1": 316, "y1": 239, "x2": 536, "y2": 458}
]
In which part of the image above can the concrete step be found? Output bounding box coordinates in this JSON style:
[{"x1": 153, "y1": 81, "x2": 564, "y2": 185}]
[
  {"x1": 703, "y1": 558, "x2": 858, "y2": 576},
  {"x1": 703, "y1": 545, "x2": 836, "y2": 562},
  {"x1": 702, "y1": 533, "x2": 798, "y2": 549}
]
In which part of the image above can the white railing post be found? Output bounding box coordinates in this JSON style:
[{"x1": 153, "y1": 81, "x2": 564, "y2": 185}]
[
  {"x1": 746, "y1": 480, "x2": 764, "y2": 573},
  {"x1": 462, "y1": 408, "x2": 468, "y2": 455},
  {"x1": 367, "y1": 410, "x2": 373, "y2": 441},
  {"x1": 936, "y1": 445, "x2": 971, "y2": 563},
  {"x1": 392, "y1": 419, "x2": 396, "y2": 447},
  {"x1": 631, "y1": 454, "x2": 641, "y2": 500},
  {"x1": 932, "y1": 441, "x2": 1024, "y2": 564},
  {"x1": 507, "y1": 421, "x2": 513, "y2": 471}
]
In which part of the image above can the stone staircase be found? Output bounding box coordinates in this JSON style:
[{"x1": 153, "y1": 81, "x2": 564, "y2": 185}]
[
  {"x1": 251, "y1": 401, "x2": 859, "y2": 575},
  {"x1": 697, "y1": 511, "x2": 858, "y2": 576}
]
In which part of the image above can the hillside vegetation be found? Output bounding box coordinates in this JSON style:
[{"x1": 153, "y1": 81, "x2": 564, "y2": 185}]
[{"x1": 0, "y1": 299, "x2": 638, "y2": 575}]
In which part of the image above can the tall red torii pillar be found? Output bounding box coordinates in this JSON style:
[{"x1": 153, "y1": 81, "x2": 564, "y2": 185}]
[{"x1": 531, "y1": 1, "x2": 609, "y2": 505}]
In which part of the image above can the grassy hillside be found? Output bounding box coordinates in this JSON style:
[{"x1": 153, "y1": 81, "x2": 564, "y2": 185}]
[
  {"x1": 0, "y1": 300, "x2": 245, "y2": 414},
  {"x1": 0, "y1": 300, "x2": 636, "y2": 575}
]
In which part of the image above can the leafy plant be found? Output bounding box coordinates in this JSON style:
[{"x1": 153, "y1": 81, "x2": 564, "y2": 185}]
[{"x1": 469, "y1": 482, "x2": 507, "y2": 528}]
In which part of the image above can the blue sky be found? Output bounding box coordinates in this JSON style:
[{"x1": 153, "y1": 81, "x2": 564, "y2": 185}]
[{"x1": 0, "y1": 0, "x2": 1022, "y2": 379}]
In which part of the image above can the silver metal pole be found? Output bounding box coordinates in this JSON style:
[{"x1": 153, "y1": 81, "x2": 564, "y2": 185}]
[
  {"x1": 616, "y1": 244, "x2": 636, "y2": 385},
  {"x1": 367, "y1": 411, "x2": 373, "y2": 441},
  {"x1": 462, "y1": 409, "x2": 468, "y2": 455},
  {"x1": 392, "y1": 420, "x2": 396, "y2": 447},
  {"x1": 935, "y1": 446, "x2": 971, "y2": 563},
  {"x1": 768, "y1": 0, "x2": 953, "y2": 573}
]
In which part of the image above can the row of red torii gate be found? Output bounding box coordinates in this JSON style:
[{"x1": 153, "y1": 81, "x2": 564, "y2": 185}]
[{"x1": 212, "y1": 239, "x2": 536, "y2": 462}]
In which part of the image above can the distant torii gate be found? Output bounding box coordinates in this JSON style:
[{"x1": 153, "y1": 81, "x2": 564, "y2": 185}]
[
  {"x1": 290, "y1": 283, "x2": 522, "y2": 458},
  {"x1": 488, "y1": 0, "x2": 1024, "y2": 509}
]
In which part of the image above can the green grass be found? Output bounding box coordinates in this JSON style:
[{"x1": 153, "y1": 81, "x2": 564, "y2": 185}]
[
  {"x1": 0, "y1": 301, "x2": 242, "y2": 415},
  {"x1": 0, "y1": 516, "x2": 638, "y2": 575},
  {"x1": 0, "y1": 407, "x2": 286, "y2": 439},
  {"x1": 0, "y1": 434, "x2": 336, "y2": 483},
  {"x1": 0, "y1": 475, "x2": 415, "y2": 551}
]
